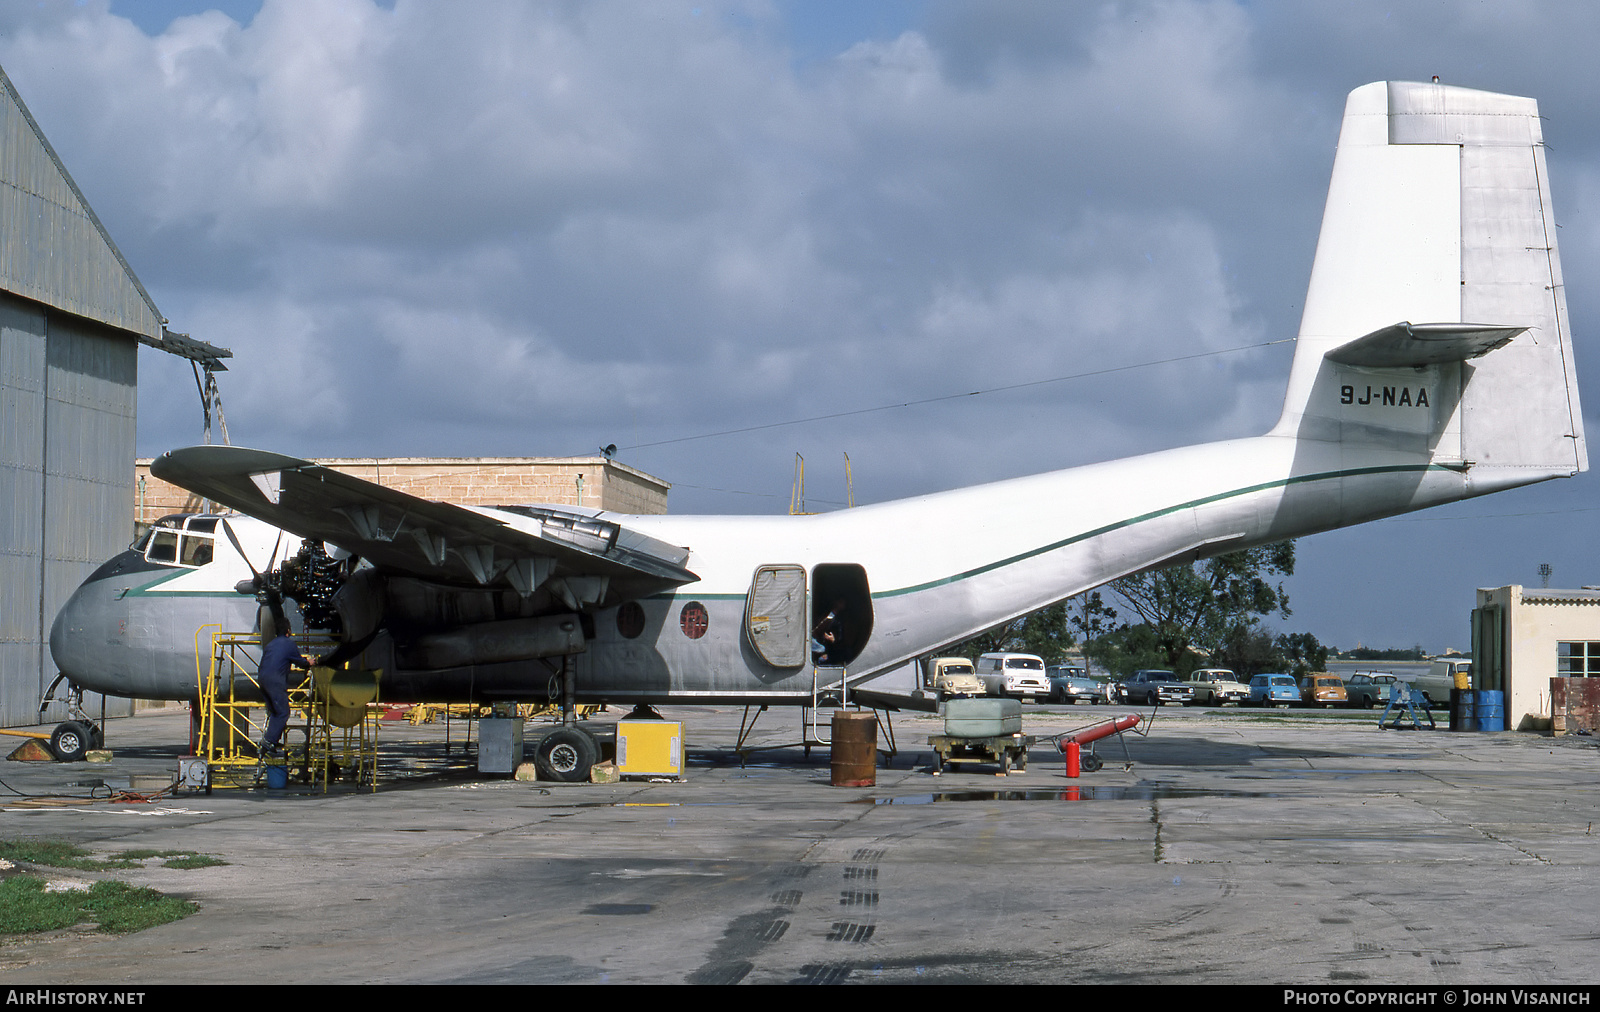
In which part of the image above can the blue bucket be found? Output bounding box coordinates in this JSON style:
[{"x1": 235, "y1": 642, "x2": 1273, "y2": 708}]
[
  {"x1": 265, "y1": 764, "x2": 289, "y2": 789},
  {"x1": 1474, "y1": 690, "x2": 1505, "y2": 732}
]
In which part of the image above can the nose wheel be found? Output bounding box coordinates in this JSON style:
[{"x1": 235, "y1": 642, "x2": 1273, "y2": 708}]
[{"x1": 49, "y1": 721, "x2": 94, "y2": 762}]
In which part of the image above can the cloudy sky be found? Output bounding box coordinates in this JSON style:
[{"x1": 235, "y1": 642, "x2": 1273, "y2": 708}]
[{"x1": 4, "y1": 0, "x2": 1599, "y2": 653}]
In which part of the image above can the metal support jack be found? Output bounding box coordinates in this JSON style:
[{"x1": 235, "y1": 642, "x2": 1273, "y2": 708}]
[
  {"x1": 1379, "y1": 687, "x2": 1436, "y2": 731},
  {"x1": 868, "y1": 705, "x2": 898, "y2": 760}
]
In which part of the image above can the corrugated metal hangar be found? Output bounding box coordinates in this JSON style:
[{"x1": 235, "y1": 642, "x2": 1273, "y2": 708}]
[
  {"x1": 2, "y1": 63, "x2": 672, "y2": 732},
  {"x1": 0, "y1": 63, "x2": 226, "y2": 728}
]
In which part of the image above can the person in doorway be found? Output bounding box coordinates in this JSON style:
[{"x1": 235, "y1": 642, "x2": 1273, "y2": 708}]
[
  {"x1": 259, "y1": 617, "x2": 313, "y2": 756},
  {"x1": 811, "y1": 599, "x2": 846, "y2": 665}
]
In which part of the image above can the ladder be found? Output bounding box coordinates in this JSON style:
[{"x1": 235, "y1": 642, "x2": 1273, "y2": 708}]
[{"x1": 803, "y1": 664, "x2": 848, "y2": 746}]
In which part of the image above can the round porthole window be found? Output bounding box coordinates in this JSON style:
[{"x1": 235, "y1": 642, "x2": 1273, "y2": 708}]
[
  {"x1": 679, "y1": 601, "x2": 709, "y2": 640},
  {"x1": 616, "y1": 601, "x2": 645, "y2": 639}
]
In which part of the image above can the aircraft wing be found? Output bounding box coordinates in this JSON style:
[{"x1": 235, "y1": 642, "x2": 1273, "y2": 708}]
[{"x1": 150, "y1": 446, "x2": 697, "y2": 606}]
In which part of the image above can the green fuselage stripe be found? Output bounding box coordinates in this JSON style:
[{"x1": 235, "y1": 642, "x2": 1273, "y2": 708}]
[
  {"x1": 128, "y1": 463, "x2": 1450, "y2": 606},
  {"x1": 870, "y1": 462, "x2": 1446, "y2": 599}
]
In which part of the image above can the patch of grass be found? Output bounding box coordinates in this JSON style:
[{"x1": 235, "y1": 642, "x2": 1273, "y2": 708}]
[
  {"x1": 157, "y1": 854, "x2": 226, "y2": 869},
  {"x1": 0, "y1": 877, "x2": 196, "y2": 935},
  {"x1": 109, "y1": 849, "x2": 227, "y2": 868},
  {"x1": 0, "y1": 877, "x2": 87, "y2": 933},
  {"x1": 83, "y1": 881, "x2": 198, "y2": 933},
  {"x1": 0, "y1": 839, "x2": 225, "y2": 871},
  {"x1": 0, "y1": 840, "x2": 103, "y2": 871}
]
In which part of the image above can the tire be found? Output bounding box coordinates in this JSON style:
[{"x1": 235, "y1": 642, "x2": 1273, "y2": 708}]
[
  {"x1": 535, "y1": 727, "x2": 598, "y2": 783},
  {"x1": 88, "y1": 724, "x2": 104, "y2": 750},
  {"x1": 1081, "y1": 753, "x2": 1103, "y2": 773},
  {"x1": 50, "y1": 721, "x2": 90, "y2": 762}
]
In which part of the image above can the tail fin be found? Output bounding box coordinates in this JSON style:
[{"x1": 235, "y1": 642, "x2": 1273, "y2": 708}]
[{"x1": 1273, "y1": 81, "x2": 1585, "y2": 487}]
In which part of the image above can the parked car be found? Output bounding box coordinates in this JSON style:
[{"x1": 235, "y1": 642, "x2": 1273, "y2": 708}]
[
  {"x1": 1184, "y1": 668, "x2": 1250, "y2": 706},
  {"x1": 1248, "y1": 673, "x2": 1301, "y2": 708},
  {"x1": 924, "y1": 657, "x2": 985, "y2": 699},
  {"x1": 1117, "y1": 670, "x2": 1196, "y2": 706},
  {"x1": 1300, "y1": 673, "x2": 1348, "y2": 707},
  {"x1": 974, "y1": 653, "x2": 1051, "y2": 700},
  {"x1": 1047, "y1": 664, "x2": 1110, "y2": 704},
  {"x1": 1343, "y1": 673, "x2": 1392, "y2": 709}
]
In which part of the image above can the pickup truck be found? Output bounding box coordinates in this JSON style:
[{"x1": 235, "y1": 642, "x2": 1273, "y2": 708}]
[
  {"x1": 1116, "y1": 670, "x2": 1196, "y2": 706},
  {"x1": 1184, "y1": 668, "x2": 1250, "y2": 706}
]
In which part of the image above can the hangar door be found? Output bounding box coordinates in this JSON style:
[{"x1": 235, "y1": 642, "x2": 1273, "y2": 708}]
[{"x1": 745, "y1": 565, "x2": 808, "y2": 667}]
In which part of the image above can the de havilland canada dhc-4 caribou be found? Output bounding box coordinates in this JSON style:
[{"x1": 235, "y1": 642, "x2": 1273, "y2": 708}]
[{"x1": 47, "y1": 82, "x2": 1586, "y2": 777}]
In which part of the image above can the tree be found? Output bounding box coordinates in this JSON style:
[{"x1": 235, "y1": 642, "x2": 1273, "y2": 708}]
[
  {"x1": 1274, "y1": 631, "x2": 1328, "y2": 677},
  {"x1": 953, "y1": 602, "x2": 1075, "y2": 664},
  {"x1": 1081, "y1": 622, "x2": 1170, "y2": 678},
  {"x1": 1067, "y1": 590, "x2": 1118, "y2": 676},
  {"x1": 1211, "y1": 627, "x2": 1328, "y2": 679},
  {"x1": 1108, "y1": 542, "x2": 1296, "y2": 671}
]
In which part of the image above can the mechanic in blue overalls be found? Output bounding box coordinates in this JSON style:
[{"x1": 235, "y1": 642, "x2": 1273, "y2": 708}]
[{"x1": 259, "y1": 616, "x2": 314, "y2": 756}]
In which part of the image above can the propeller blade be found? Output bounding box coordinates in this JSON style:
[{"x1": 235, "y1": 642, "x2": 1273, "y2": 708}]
[
  {"x1": 264, "y1": 530, "x2": 285, "y2": 573},
  {"x1": 219, "y1": 517, "x2": 261, "y2": 583}
]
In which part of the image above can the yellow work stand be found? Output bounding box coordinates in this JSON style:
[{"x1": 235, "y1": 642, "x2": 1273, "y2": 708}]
[{"x1": 195, "y1": 628, "x2": 379, "y2": 792}]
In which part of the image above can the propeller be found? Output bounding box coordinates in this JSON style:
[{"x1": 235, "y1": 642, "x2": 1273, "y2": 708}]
[{"x1": 221, "y1": 517, "x2": 286, "y2": 630}]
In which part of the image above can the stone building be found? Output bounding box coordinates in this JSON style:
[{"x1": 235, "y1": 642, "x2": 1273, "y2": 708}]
[
  {"x1": 1473, "y1": 585, "x2": 1600, "y2": 734},
  {"x1": 134, "y1": 456, "x2": 670, "y2": 531}
]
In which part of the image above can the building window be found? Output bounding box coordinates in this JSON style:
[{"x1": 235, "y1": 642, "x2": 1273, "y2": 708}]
[{"x1": 1557, "y1": 641, "x2": 1600, "y2": 676}]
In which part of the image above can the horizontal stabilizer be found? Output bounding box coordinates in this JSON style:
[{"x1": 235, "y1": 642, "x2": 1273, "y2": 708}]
[{"x1": 1327, "y1": 321, "x2": 1525, "y2": 368}]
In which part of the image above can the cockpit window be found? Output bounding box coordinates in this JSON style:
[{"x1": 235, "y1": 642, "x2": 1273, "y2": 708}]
[
  {"x1": 138, "y1": 514, "x2": 219, "y2": 569},
  {"x1": 180, "y1": 535, "x2": 214, "y2": 567},
  {"x1": 147, "y1": 530, "x2": 179, "y2": 563}
]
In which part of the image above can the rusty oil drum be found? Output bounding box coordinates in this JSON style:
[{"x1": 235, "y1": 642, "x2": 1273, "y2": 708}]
[{"x1": 830, "y1": 710, "x2": 877, "y2": 787}]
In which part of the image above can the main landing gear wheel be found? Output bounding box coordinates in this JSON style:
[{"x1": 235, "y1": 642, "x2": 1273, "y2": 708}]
[
  {"x1": 50, "y1": 721, "x2": 90, "y2": 762},
  {"x1": 535, "y1": 727, "x2": 599, "y2": 783}
]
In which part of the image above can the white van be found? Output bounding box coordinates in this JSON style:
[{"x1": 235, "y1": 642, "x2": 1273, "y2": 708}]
[{"x1": 974, "y1": 653, "x2": 1050, "y2": 700}]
